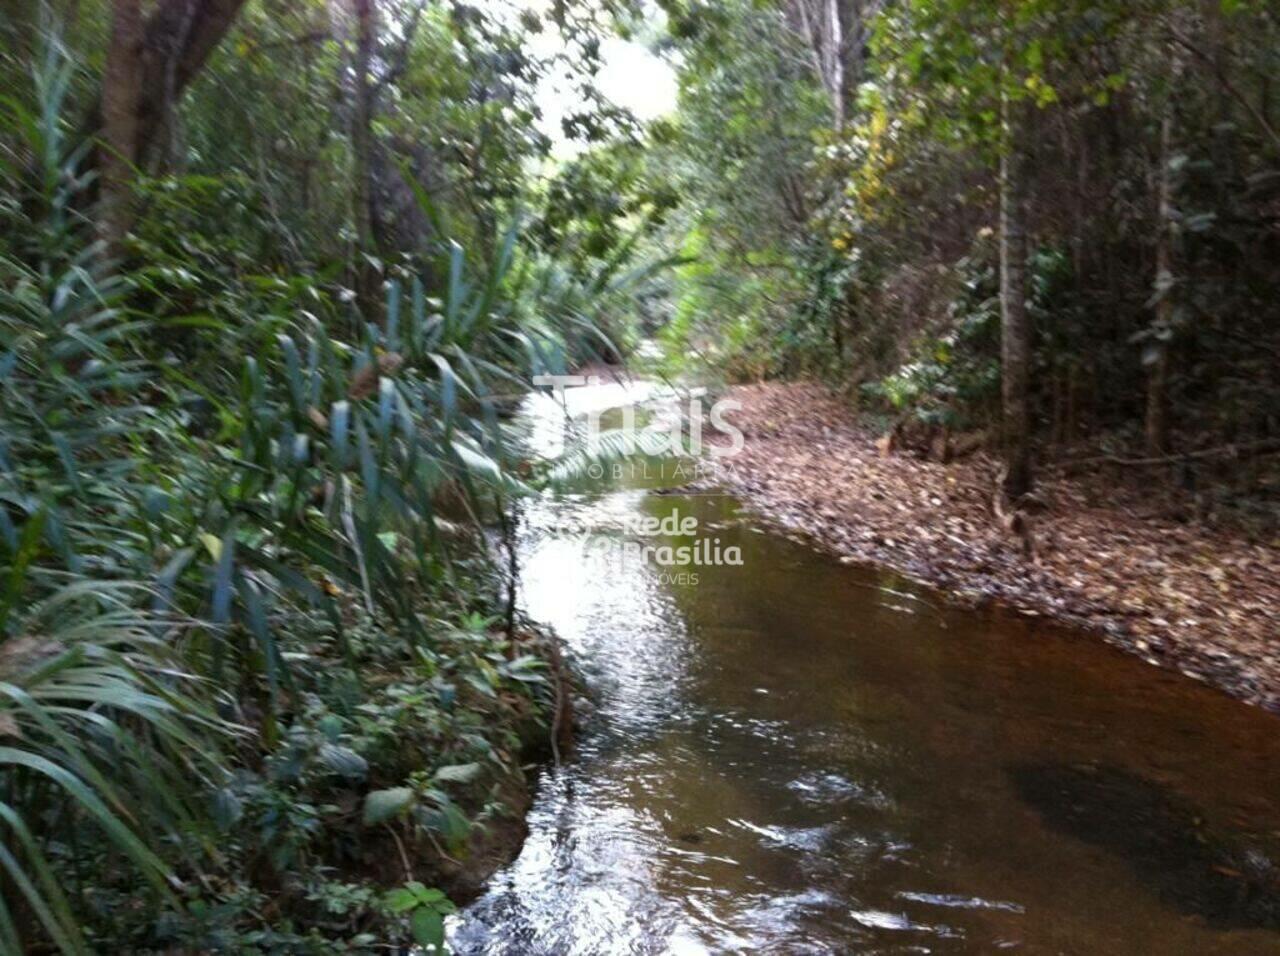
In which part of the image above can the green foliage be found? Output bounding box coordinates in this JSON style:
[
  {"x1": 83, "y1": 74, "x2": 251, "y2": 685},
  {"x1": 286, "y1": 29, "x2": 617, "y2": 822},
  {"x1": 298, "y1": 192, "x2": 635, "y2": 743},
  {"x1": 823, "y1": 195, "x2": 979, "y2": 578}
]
[
  {"x1": 647, "y1": 0, "x2": 834, "y2": 380},
  {"x1": 0, "y1": 45, "x2": 234, "y2": 951},
  {"x1": 864, "y1": 240, "x2": 1022, "y2": 428},
  {"x1": 654, "y1": 0, "x2": 1280, "y2": 491},
  {"x1": 0, "y1": 584, "x2": 229, "y2": 955},
  {"x1": 0, "y1": 17, "x2": 594, "y2": 951},
  {"x1": 384, "y1": 881, "x2": 456, "y2": 953}
]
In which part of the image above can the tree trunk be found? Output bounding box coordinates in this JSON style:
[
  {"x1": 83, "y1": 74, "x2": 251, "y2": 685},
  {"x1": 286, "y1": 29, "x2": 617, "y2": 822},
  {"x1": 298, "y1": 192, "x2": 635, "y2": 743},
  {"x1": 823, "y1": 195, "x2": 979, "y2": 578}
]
[
  {"x1": 1145, "y1": 145, "x2": 1172, "y2": 454},
  {"x1": 351, "y1": 0, "x2": 379, "y2": 314},
  {"x1": 826, "y1": 0, "x2": 844, "y2": 130},
  {"x1": 999, "y1": 92, "x2": 1033, "y2": 500},
  {"x1": 133, "y1": 0, "x2": 248, "y2": 160},
  {"x1": 99, "y1": 0, "x2": 143, "y2": 255},
  {"x1": 80, "y1": 0, "x2": 247, "y2": 228},
  {"x1": 831, "y1": 300, "x2": 844, "y2": 363},
  {"x1": 1146, "y1": 49, "x2": 1183, "y2": 455},
  {"x1": 787, "y1": 0, "x2": 851, "y2": 131}
]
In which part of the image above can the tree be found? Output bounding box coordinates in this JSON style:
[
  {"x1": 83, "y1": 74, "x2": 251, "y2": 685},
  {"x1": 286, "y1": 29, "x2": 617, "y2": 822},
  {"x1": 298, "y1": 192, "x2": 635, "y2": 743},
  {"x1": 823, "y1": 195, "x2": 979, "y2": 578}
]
[
  {"x1": 655, "y1": 0, "x2": 834, "y2": 376},
  {"x1": 129, "y1": 0, "x2": 248, "y2": 161},
  {"x1": 999, "y1": 86, "x2": 1032, "y2": 497},
  {"x1": 1143, "y1": 13, "x2": 1192, "y2": 456},
  {"x1": 99, "y1": 0, "x2": 142, "y2": 255},
  {"x1": 87, "y1": 0, "x2": 247, "y2": 245},
  {"x1": 351, "y1": 0, "x2": 378, "y2": 312},
  {"x1": 1145, "y1": 63, "x2": 1178, "y2": 456},
  {"x1": 869, "y1": 0, "x2": 1144, "y2": 495},
  {"x1": 878, "y1": 0, "x2": 1051, "y2": 495},
  {"x1": 784, "y1": 0, "x2": 883, "y2": 129}
]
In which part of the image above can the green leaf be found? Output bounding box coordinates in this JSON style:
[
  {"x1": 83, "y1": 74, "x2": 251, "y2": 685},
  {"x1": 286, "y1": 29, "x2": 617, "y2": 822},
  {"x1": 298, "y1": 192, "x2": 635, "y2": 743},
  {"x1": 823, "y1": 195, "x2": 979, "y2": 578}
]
[
  {"x1": 212, "y1": 787, "x2": 244, "y2": 829},
  {"x1": 411, "y1": 906, "x2": 445, "y2": 950},
  {"x1": 319, "y1": 743, "x2": 368, "y2": 778},
  {"x1": 385, "y1": 886, "x2": 421, "y2": 914},
  {"x1": 331, "y1": 400, "x2": 351, "y2": 470},
  {"x1": 363, "y1": 786, "x2": 415, "y2": 825},
  {"x1": 413, "y1": 885, "x2": 447, "y2": 904},
  {"x1": 432, "y1": 762, "x2": 483, "y2": 785}
]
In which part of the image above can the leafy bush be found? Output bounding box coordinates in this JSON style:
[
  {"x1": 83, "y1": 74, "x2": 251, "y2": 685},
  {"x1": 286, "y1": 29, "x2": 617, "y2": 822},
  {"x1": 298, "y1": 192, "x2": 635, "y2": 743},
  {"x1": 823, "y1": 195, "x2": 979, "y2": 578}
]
[
  {"x1": 0, "y1": 31, "x2": 572, "y2": 952},
  {"x1": 861, "y1": 240, "x2": 1001, "y2": 428}
]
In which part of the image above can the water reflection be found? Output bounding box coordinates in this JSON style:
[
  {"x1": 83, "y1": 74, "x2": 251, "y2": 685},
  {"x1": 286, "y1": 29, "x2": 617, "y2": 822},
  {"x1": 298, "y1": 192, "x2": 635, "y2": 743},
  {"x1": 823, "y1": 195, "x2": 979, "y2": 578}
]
[
  {"x1": 1010, "y1": 762, "x2": 1280, "y2": 931},
  {"x1": 453, "y1": 381, "x2": 1280, "y2": 954}
]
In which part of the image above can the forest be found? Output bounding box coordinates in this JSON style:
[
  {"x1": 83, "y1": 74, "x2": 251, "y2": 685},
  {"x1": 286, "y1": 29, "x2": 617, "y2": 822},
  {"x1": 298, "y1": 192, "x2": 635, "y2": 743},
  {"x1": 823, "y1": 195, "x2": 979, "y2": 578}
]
[{"x1": 1, "y1": 0, "x2": 1278, "y2": 953}]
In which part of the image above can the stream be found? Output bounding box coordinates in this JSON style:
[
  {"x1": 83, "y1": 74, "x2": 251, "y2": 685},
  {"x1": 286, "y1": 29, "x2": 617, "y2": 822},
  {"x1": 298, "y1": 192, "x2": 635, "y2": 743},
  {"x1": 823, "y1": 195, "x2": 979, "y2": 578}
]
[{"x1": 452, "y1": 378, "x2": 1280, "y2": 954}]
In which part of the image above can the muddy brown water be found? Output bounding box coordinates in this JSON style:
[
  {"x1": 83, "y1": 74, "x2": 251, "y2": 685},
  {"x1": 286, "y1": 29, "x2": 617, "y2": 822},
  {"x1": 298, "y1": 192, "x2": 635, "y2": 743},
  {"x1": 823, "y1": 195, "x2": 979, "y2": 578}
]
[{"x1": 452, "y1": 382, "x2": 1280, "y2": 954}]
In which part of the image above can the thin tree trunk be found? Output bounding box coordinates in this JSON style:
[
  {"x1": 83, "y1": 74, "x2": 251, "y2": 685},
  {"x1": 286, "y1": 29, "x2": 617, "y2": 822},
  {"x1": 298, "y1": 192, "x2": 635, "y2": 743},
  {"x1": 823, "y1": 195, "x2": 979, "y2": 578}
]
[
  {"x1": 826, "y1": 0, "x2": 844, "y2": 130},
  {"x1": 1000, "y1": 90, "x2": 1033, "y2": 499},
  {"x1": 1145, "y1": 109, "x2": 1174, "y2": 455},
  {"x1": 831, "y1": 299, "x2": 844, "y2": 363},
  {"x1": 351, "y1": 0, "x2": 378, "y2": 313},
  {"x1": 1146, "y1": 44, "x2": 1184, "y2": 455},
  {"x1": 788, "y1": 0, "x2": 848, "y2": 130},
  {"x1": 99, "y1": 0, "x2": 143, "y2": 255}
]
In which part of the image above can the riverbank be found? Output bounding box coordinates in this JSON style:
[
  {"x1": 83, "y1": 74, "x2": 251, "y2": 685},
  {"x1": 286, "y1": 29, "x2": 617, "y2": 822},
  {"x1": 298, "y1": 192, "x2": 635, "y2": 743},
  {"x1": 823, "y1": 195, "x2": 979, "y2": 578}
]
[
  {"x1": 707, "y1": 382, "x2": 1280, "y2": 712},
  {"x1": 435, "y1": 635, "x2": 575, "y2": 904}
]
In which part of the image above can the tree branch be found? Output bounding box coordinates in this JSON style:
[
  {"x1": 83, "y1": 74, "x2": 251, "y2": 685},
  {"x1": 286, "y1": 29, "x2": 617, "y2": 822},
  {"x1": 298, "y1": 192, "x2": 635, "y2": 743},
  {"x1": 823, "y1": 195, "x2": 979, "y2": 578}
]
[{"x1": 1167, "y1": 26, "x2": 1280, "y2": 149}]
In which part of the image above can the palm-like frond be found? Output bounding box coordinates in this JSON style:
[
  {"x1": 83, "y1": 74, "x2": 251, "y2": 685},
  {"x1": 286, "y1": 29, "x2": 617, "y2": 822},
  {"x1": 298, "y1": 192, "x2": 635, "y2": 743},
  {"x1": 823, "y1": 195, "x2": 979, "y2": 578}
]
[{"x1": 0, "y1": 582, "x2": 231, "y2": 956}]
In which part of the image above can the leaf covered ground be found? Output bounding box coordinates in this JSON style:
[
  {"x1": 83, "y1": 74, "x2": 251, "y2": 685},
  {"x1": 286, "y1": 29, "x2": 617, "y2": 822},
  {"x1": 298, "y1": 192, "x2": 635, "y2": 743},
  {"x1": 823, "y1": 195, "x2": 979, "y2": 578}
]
[{"x1": 709, "y1": 383, "x2": 1280, "y2": 711}]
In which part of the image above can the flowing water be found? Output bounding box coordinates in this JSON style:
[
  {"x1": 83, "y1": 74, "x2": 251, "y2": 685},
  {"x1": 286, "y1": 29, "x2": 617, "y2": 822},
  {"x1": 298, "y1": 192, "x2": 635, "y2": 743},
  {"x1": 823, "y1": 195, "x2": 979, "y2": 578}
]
[{"x1": 453, "y1": 379, "x2": 1280, "y2": 955}]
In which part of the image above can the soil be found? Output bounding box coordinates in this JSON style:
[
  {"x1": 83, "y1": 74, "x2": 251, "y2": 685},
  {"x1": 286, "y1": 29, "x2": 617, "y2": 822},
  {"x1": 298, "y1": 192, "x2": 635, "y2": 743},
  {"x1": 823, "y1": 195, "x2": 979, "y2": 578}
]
[{"x1": 704, "y1": 382, "x2": 1280, "y2": 712}]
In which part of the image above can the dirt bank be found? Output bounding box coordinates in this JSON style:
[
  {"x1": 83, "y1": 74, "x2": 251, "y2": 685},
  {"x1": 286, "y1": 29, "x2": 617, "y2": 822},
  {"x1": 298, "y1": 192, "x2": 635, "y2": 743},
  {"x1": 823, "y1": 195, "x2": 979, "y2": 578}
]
[{"x1": 707, "y1": 382, "x2": 1280, "y2": 712}]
